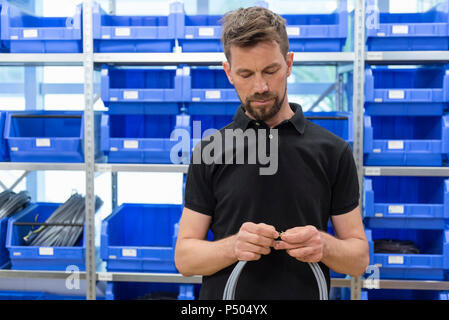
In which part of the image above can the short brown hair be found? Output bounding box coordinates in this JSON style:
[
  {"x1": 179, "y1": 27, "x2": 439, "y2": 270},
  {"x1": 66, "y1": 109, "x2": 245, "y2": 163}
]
[{"x1": 220, "y1": 6, "x2": 289, "y2": 62}]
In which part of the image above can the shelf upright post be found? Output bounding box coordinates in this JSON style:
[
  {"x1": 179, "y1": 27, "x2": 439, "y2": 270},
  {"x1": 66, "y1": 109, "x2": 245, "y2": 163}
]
[
  {"x1": 350, "y1": 0, "x2": 366, "y2": 300},
  {"x1": 83, "y1": 0, "x2": 97, "y2": 300}
]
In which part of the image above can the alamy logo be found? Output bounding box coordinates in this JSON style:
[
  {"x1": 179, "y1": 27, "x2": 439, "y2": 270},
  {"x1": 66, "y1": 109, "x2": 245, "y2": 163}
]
[{"x1": 169, "y1": 121, "x2": 279, "y2": 176}]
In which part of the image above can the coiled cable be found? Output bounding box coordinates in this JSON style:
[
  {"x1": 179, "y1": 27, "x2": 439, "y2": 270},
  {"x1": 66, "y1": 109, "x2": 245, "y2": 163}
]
[
  {"x1": 0, "y1": 191, "x2": 31, "y2": 220},
  {"x1": 223, "y1": 260, "x2": 328, "y2": 300}
]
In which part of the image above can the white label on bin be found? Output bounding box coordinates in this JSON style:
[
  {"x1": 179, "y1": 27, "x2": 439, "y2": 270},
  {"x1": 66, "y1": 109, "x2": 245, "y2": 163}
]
[
  {"x1": 388, "y1": 90, "x2": 405, "y2": 99},
  {"x1": 11, "y1": 147, "x2": 18, "y2": 152},
  {"x1": 98, "y1": 272, "x2": 113, "y2": 281},
  {"x1": 102, "y1": 34, "x2": 111, "y2": 39},
  {"x1": 365, "y1": 167, "x2": 381, "y2": 176},
  {"x1": 392, "y1": 25, "x2": 409, "y2": 34},
  {"x1": 39, "y1": 247, "x2": 54, "y2": 256},
  {"x1": 124, "y1": 91, "x2": 138, "y2": 100},
  {"x1": 10, "y1": 35, "x2": 18, "y2": 40},
  {"x1": 23, "y1": 29, "x2": 38, "y2": 38},
  {"x1": 374, "y1": 98, "x2": 383, "y2": 103},
  {"x1": 110, "y1": 97, "x2": 118, "y2": 101},
  {"x1": 198, "y1": 27, "x2": 214, "y2": 37},
  {"x1": 13, "y1": 252, "x2": 21, "y2": 256},
  {"x1": 388, "y1": 140, "x2": 404, "y2": 150},
  {"x1": 388, "y1": 205, "x2": 404, "y2": 214},
  {"x1": 110, "y1": 147, "x2": 118, "y2": 152},
  {"x1": 375, "y1": 213, "x2": 383, "y2": 217},
  {"x1": 124, "y1": 140, "x2": 139, "y2": 149},
  {"x1": 205, "y1": 90, "x2": 221, "y2": 99},
  {"x1": 388, "y1": 255, "x2": 404, "y2": 264},
  {"x1": 115, "y1": 27, "x2": 131, "y2": 37},
  {"x1": 122, "y1": 249, "x2": 137, "y2": 257},
  {"x1": 192, "y1": 97, "x2": 201, "y2": 102},
  {"x1": 36, "y1": 138, "x2": 51, "y2": 147},
  {"x1": 186, "y1": 34, "x2": 194, "y2": 39},
  {"x1": 109, "y1": 255, "x2": 116, "y2": 259},
  {"x1": 286, "y1": 27, "x2": 300, "y2": 36},
  {"x1": 373, "y1": 148, "x2": 381, "y2": 153},
  {"x1": 376, "y1": 32, "x2": 385, "y2": 37}
]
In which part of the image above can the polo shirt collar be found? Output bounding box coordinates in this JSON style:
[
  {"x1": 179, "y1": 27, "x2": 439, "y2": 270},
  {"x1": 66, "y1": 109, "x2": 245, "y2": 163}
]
[{"x1": 232, "y1": 102, "x2": 306, "y2": 135}]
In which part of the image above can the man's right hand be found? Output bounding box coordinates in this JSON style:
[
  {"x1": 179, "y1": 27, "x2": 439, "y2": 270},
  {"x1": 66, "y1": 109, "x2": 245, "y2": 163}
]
[{"x1": 233, "y1": 222, "x2": 279, "y2": 261}]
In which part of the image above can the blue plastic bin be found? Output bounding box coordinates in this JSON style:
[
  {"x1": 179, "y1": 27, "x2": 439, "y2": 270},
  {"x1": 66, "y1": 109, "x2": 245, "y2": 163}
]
[
  {"x1": 176, "y1": 1, "x2": 347, "y2": 52},
  {"x1": 101, "y1": 65, "x2": 184, "y2": 114},
  {"x1": 101, "y1": 113, "x2": 191, "y2": 164},
  {"x1": 364, "y1": 177, "x2": 449, "y2": 229},
  {"x1": 304, "y1": 111, "x2": 353, "y2": 146},
  {"x1": 0, "y1": 2, "x2": 82, "y2": 53},
  {"x1": 0, "y1": 111, "x2": 10, "y2": 162},
  {"x1": 280, "y1": 0, "x2": 348, "y2": 52},
  {"x1": 366, "y1": 0, "x2": 449, "y2": 51},
  {"x1": 105, "y1": 282, "x2": 196, "y2": 300},
  {"x1": 101, "y1": 203, "x2": 183, "y2": 272},
  {"x1": 340, "y1": 288, "x2": 448, "y2": 300},
  {"x1": 364, "y1": 115, "x2": 449, "y2": 166},
  {"x1": 366, "y1": 228, "x2": 449, "y2": 280},
  {"x1": 182, "y1": 66, "x2": 239, "y2": 104},
  {"x1": 6, "y1": 203, "x2": 86, "y2": 271},
  {"x1": 365, "y1": 66, "x2": 449, "y2": 116},
  {"x1": 92, "y1": 2, "x2": 178, "y2": 52},
  {"x1": 4, "y1": 111, "x2": 101, "y2": 163}
]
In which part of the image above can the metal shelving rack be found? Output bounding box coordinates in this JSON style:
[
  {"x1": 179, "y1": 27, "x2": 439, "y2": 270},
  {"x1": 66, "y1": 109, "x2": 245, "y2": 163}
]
[{"x1": 0, "y1": 0, "x2": 449, "y2": 300}]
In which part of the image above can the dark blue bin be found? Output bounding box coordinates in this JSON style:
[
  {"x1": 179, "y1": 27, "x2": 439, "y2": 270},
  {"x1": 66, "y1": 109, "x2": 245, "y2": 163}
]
[
  {"x1": 105, "y1": 282, "x2": 196, "y2": 300},
  {"x1": 340, "y1": 288, "x2": 448, "y2": 300},
  {"x1": 101, "y1": 113, "x2": 191, "y2": 164},
  {"x1": 101, "y1": 203, "x2": 182, "y2": 273},
  {"x1": 0, "y1": 111, "x2": 10, "y2": 162},
  {"x1": 366, "y1": 228, "x2": 449, "y2": 280},
  {"x1": 366, "y1": 0, "x2": 449, "y2": 51},
  {"x1": 0, "y1": 3, "x2": 82, "y2": 53},
  {"x1": 364, "y1": 177, "x2": 449, "y2": 229},
  {"x1": 305, "y1": 111, "x2": 353, "y2": 146},
  {"x1": 101, "y1": 65, "x2": 184, "y2": 114},
  {"x1": 364, "y1": 115, "x2": 449, "y2": 166},
  {"x1": 4, "y1": 111, "x2": 102, "y2": 163},
  {"x1": 281, "y1": 0, "x2": 348, "y2": 52},
  {"x1": 6, "y1": 203, "x2": 86, "y2": 271},
  {"x1": 365, "y1": 66, "x2": 449, "y2": 116},
  {"x1": 92, "y1": 2, "x2": 178, "y2": 53}
]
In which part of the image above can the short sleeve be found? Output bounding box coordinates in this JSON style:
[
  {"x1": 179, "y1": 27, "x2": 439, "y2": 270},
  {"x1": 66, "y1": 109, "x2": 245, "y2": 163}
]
[
  {"x1": 184, "y1": 144, "x2": 216, "y2": 216},
  {"x1": 330, "y1": 144, "x2": 360, "y2": 215}
]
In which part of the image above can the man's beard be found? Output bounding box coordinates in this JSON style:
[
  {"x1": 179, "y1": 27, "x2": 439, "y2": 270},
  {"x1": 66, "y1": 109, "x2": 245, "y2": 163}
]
[{"x1": 242, "y1": 85, "x2": 287, "y2": 122}]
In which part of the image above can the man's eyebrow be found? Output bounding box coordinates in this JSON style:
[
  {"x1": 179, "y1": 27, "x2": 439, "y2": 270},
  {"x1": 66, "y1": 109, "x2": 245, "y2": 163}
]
[{"x1": 235, "y1": 63, "x2": 281, "y2": 74}]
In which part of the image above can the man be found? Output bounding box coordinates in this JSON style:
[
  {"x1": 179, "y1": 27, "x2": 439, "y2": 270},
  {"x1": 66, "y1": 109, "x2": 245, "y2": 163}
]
[{"x1": 174, "y1": 6, "x2": 369, "y2": 300}]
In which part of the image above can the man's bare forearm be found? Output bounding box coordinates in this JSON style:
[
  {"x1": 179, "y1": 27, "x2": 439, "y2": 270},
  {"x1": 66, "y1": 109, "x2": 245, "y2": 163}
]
[
  {"x1": 320, "y1": 231, "x2": 369, "y2": 277},
  {"x1": 175, "y1": 236, "x2": 238, "y2": 277}
]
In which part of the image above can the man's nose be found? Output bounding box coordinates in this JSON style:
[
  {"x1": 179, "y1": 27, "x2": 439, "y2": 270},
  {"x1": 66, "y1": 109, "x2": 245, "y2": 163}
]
[{"x1": 253, "y1": 74, "x2": 269, "y2": 94}]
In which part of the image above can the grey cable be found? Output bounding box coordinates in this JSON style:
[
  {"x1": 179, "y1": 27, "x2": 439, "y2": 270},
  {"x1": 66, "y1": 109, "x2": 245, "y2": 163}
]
[{"x1": 223, "y1": 260, "x2": 329, "y2": 300}]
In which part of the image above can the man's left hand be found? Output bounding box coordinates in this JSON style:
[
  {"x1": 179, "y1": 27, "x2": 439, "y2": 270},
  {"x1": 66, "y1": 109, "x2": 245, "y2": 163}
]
[{"x1": 273, "y1": 226, "x2": 324, "y2": 263}]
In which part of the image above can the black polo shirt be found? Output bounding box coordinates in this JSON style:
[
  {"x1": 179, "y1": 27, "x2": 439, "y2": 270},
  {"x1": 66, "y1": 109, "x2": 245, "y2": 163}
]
[{"x1": 184, "y1": 102, "x2": 359, "y2": 300}]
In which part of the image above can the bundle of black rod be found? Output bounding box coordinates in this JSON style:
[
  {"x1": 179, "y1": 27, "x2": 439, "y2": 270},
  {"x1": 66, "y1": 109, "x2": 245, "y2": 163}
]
[
  {"x1": 0, "y1": 190, "x2": 31, "y2": 220},
  {"x1": 23, "y1": 193, "x2": 103, "y2": 247}
]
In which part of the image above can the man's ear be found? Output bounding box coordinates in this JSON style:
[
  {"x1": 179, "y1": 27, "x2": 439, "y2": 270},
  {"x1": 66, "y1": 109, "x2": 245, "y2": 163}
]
[
  {"x1": 286, "y1": 52, "x2": 294, "y2": 77},
  {"x1": 222, "y1": 61, "x2": 234, "y2": 85}
]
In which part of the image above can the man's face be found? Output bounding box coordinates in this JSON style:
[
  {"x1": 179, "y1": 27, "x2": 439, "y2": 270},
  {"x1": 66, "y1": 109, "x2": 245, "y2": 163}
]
[{"x1": 223, "y1": 41, "x2": 293, "y2": 122}]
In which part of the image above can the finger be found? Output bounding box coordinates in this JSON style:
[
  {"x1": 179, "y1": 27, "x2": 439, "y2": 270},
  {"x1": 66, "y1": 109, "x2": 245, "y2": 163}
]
[
  {"x1": 286, "y1": 246, "x2": 317, "y2": 260},
  {"x1": 242, "y1": 222, "x2": 279, "y2": 239},
  {"x1": 241, "y1": 231, "x2": 276, "y2": 248},
  {"x1": 237, "y1": 251, "x2": 262, "y2": 261},
  {"x1": 237, "y1": 241, "x2": 271, "y2": 256},
  {"x1": 273, "y1": 240, "x2": 308, "y2": 250},
  {"x1": 281, "y1": 226, "x2": 316, "y2": 244}
]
